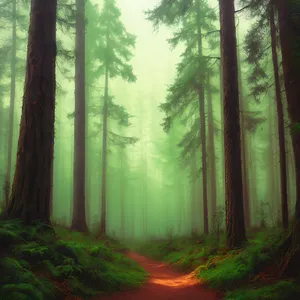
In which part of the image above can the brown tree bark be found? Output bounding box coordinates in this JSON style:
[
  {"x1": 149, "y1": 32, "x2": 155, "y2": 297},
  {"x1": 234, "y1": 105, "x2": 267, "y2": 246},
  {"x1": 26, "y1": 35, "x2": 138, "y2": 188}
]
[
  {"x1": 270, "y1": 2, "x2": 289, "y2": 230},
  {"x1": 1, "y1": 0, "x2": 57, "y2": 224},
  {"x1": 219, "y1": 0, "x2": 246, "y2": 248},
  {"x1": 195, "y1": 0, "x2": 208, "y2": 234},
  {"x1": 4, "y1": 0, "x2": 17, "y2": 208},
  {"x1": 71, "y1": 0, "x2": 88, "y2": 233},
  {"x1": 207, "y1": 76, "x2": 217, "y2": 224},
  {"x1": 276, "y1": 0, "x2": 300, "y2": 276}
]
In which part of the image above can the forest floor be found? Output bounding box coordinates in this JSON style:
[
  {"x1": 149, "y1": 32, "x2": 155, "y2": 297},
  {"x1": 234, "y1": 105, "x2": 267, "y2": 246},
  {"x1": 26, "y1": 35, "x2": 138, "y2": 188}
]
[
  {"x1": 134, "y1": 230, "x2": 300, "y2": 300},
  {"x1": 97, "y1": 251, "x2": 219, "y2": 300}
]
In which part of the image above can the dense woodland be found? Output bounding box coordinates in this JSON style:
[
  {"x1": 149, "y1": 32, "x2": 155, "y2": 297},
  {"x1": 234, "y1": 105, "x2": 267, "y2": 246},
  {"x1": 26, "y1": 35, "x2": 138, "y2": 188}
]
[{"x1": 0, "y1": 0, "x2": 300, "y2": 299}]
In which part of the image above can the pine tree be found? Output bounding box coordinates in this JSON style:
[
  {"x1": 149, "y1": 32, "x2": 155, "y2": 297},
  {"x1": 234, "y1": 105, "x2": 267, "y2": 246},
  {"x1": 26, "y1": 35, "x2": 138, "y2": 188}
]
[
  {"x1": 148, "y1": 0, "x2": 219, "y2": 234},
  {"x1": 0, "y1": 0, "x2": 29, "y2": 208},
  {"x1": 71, "y1": 0, "x2": 89, "y2": 233},
  {"x1": 243, "y1": 0, "x2": 289, "y2": 229},
  {"x1": 95, "y1": 0, "x2": 137, "y2": 236}
]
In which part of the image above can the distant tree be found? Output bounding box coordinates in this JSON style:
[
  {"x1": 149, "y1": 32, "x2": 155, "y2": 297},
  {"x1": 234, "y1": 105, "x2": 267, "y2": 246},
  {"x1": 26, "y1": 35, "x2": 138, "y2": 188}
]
[
  {"x1": 71, "y1": 0, "x2": 89, "y2": 233},
  {"x1": 93, "y1": 0, "x2": 137, "y2": 236},
  {"x1": 207, "y1": 75, "x2": 217, "y2": 224},
  {"x1": 0, "y1": 0, "x2": 28, "y2": 207},
  {"x1": 1, "y1": 0, "x2": 57, "y2": 223},
  {"x1": 243, "y1": 0, "x2": 289, "y2": 229},
  {"x1": 148, "y1": 0, "x2": 219, "y2": 234}
]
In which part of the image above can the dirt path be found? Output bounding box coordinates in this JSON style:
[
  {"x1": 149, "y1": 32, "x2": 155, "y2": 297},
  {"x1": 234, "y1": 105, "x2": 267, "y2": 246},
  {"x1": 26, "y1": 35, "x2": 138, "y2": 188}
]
[{"x1": 99, "y1": 252, "x2": 220, "y2": 300}]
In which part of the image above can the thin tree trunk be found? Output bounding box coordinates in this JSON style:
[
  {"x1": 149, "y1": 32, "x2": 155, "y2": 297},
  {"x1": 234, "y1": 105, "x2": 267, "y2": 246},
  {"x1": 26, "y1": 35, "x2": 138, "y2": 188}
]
[
  {"x1": 1, "y1": 0, "x2": 57, "y2": 224},
  {"x1": 248, "y1": 135, "x2": 258, "y2": 226},
  {"x1": 71, "y1": 0, "x2": 88, "y2": 233},
  {"x1": 191, "y1": 150, "x2": 197, "y2": 234},
  {"x1": 207, "y1": 76, "x2": 217, "y2": 224},
  {"x1": 99, "y1": 63, "x2": 109, "y2": 236},
  {"x1": 4, "y1": 0, "x2": 17, "y2": 207},
  {"x1": 219, "y1": 62, "x2": 225, "y2": 206},
  {"x1": 120, "y1": 152, "x2": 125, "y2": 238},
  {"x1": 219, "y1": 0, "x2": 246, "y2": 248},
  {"x1": 270, "y1": 3, "x2": 289, "y2": 229},
  {"x1": 268, "y1": 102, "x2": 277, "y2": 223},
  {"x1": 195, "y1": 0, "x2": 208, "y2": 234},
  {"x1": 237, "y1": 41, "x2": 251, "y2": 229}
]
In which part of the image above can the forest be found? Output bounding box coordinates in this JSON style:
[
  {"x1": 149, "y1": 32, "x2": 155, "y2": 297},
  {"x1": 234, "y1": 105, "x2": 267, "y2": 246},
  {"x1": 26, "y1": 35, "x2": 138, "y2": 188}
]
[{"x1": 0, "y1": 0, "x2": 299, "y2": 299}]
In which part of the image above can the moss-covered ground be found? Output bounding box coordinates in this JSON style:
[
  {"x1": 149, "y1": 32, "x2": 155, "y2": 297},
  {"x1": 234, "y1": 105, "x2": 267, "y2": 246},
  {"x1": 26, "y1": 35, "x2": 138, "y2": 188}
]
[
  {"x1": 0, "y1": 219, "x2": 147, "y2": 300},
  {"x1": 134, "y1": 230, "x2": 300, "y2": 300}
]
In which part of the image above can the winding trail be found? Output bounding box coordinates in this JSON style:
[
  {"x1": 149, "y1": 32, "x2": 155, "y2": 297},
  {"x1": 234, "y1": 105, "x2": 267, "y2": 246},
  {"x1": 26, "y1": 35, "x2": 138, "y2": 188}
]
[{"x1": 99, "y1": 252, "x2": 220, "y2": 300}]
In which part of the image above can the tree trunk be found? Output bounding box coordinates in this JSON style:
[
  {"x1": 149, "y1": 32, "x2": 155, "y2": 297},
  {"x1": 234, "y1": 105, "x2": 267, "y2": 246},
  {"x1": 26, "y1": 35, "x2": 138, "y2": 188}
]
[
  {"x1": 270, "y1": 3, "x2": 289, "y2": 230},
  {"x1": 237, "y1": 40, "x2": 251, "y2": 229},
  {"x1": 49, "y1": 161, "x2": 54, "y2": 217},
  {"x1": 120, "y1": 151, "x2": 125, "y2": 239},
  {"x1": 71, "y1": 0, "x2": 88, "y2": 233},
  {"x1": 195, "y1": 0, "x2": 208, "y2": 234},
  {"x1": 207, "y1": 76, "x2": 217, "y2": 225},
  {"x1": 219, "y1": 0, "x2": 246, "y2": 248},
  {"x1": 268, "y1": 101, "x2": 277, "y2": 224},
  {"x1": 99, "y1": 64, "x2": 109, "y2": 236},
  {"x1": 276, "y1": 0, "x2": 300, "y2": 276},
  {"x1": 249, "y1": 135, "x2": 258, "y2": 226},
  {"x1": 219, "y1": 62, "x2": 225, "y2": 206},
  {"x1": 191, "y1": 150, "x2": 197, "y2": 235},
  {"x1": 1, "y1": 0, "x2": 57, "y2": 224},
  {"x1": 4, "y1": 0, "x2": 17, "y2": 208}
]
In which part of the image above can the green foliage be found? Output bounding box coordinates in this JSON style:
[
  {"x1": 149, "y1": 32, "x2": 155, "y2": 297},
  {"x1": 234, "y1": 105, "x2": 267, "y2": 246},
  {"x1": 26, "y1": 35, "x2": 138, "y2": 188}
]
[
  {"x1": 136, "y1": 230, "x2": 292, "y2": 299},
  {"x1": 136, "y1": 235, "x2": 219, "y2": 272},
  {"x1": 0, "y1": 220, "x2": 147, "y2": 299},
  {"x1": 199, "y1": 232, "x2": 283, "y2": 289},
  {"x1": 149, "y1": 0, "x2": 220, "y2": 163},
  {"x1": 225, "y1": 281, "x2": 300, "y2": 300}
]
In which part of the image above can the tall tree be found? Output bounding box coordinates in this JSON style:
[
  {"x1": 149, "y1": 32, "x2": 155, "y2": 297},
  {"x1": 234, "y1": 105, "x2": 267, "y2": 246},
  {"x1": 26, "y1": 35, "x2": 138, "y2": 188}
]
[
  {"x1": 219, "y1": 0, "x2": 246, "y2": 247},
  {"x1": 242, "y1": 0, "x2": 289, "y2": 229},
  {"x1": 207, "y1": 75, "x2": 217, "y2": 225},
  {"x1": 276, "y1": 0, "x2": 300, "y2": 275},
  {"x1": 96, "y1": 0, "x2": 136, "y2": 236},
  {"x1": 237, "y1": 41, "x2": 251, "y2": 229},
  {"x1": 269, "y1": 2, "x2": 288, "y2": 229},
  {"x1": 4, "y1": 0, "x2": 17, "y2": 207},
  {"x1": 71, "y1": 0, "x2": 88, "y2": 233},
  {"x1": 148, "y1": 0, "x2": 219, "y2": 234},
  {"x1": 1, "y1": 0, "x2": 57, "y2": 224}
]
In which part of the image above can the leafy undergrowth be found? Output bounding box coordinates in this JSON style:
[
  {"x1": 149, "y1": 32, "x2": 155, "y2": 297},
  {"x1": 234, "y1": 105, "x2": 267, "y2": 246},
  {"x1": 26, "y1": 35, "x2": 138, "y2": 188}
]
[
  {"x1": 136, "y1": 230, "x2": 300, "y2": 299},
  {"x1": 0, "y1": 220, "x2": 147, "y2": 300}
]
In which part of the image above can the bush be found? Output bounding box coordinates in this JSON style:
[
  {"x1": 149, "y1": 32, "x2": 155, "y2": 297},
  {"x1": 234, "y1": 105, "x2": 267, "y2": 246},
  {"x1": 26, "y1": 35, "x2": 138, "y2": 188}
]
[{"x1": 0, "y1": 220, "x2": 147, "y2": 299}]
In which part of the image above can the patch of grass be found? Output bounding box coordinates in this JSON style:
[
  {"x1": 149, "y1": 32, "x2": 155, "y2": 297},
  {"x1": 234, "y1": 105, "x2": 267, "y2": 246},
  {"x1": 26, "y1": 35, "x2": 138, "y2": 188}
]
[
  {"x1": 136, "y1": 230, "x2": 297, "y2": 299},
  {"x1": 0, "y1": 220, "x2": 147, "y2": 299},
  {"x1": 136, "y1": 235, "x2": 221, "y2": 272},
  {"x1": 225, "y1": 280, "x2": 300, "y2": 300},
  {"x1": 199, "y1": 231, "x2": 283, "y2": 289}
]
